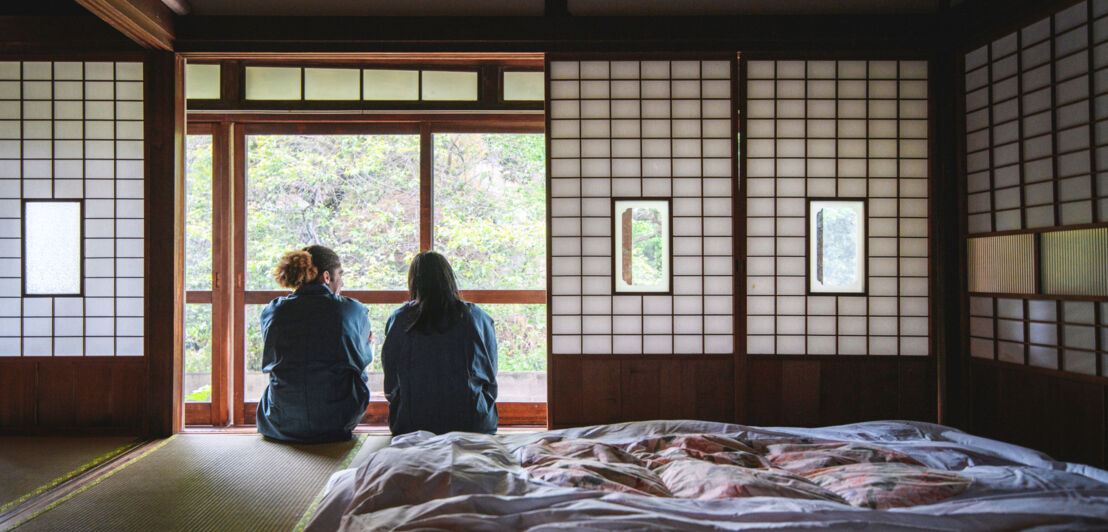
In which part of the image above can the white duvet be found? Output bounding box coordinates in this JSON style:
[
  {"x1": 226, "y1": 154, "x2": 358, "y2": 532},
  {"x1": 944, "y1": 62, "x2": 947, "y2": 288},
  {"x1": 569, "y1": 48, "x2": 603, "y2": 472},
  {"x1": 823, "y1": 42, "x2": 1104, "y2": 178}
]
[{"x1": 305, "y1": 420, "x2": 1108, "y2": 531}]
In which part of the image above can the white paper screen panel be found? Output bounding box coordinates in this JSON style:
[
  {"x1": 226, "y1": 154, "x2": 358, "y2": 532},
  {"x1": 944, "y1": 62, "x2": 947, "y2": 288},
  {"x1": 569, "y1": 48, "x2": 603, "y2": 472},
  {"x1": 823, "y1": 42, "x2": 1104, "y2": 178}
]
[
  {"x1": 549, "y1": 59, "x2": 734, "y2": 355},
  {"x1": 0, "y1": 61, "x2": 144, "y2": 357},
  {"x1": 963, "y1": 0, "x2": 1108, "y2": 234},
  {"x1": 745, "y1": 59, "x2": 930, "y2": 356}
]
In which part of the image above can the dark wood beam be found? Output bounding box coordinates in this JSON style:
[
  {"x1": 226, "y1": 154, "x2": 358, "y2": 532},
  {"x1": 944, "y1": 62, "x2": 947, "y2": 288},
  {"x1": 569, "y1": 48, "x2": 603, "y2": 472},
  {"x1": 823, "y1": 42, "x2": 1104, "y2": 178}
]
[
  {"x1": 0, "y1": 15, "x2": 141, "y2": 53},
  {"x1": 144, "y1": 51, "x2": 186, "y2": 436},
  {"x1": 76, "y1": 0, "x2": 175, "y2": 51},
  {"x1": 175, "y1": 14, "x2": 940, "y2": 53}
]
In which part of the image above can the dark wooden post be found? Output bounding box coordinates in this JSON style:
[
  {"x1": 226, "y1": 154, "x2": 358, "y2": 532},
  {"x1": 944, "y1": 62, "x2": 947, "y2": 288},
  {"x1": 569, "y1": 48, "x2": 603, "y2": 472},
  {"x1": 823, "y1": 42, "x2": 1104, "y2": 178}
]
[{"x1": 145, "y1": 50, "x2": 185, "y2": 436}]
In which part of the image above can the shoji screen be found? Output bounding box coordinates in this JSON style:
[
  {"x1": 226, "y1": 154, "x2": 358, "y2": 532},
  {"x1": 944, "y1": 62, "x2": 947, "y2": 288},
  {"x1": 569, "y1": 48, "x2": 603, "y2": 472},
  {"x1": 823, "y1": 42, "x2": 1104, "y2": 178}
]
[
  {"x1": 0, "y1": 61, "x2": 144, "y2": 358},
  {"x1": 964, "y1": 0, "x2": 1108, "y2": 378},
  {"x1": 549, "y1": 59, "x2": 734, "y2": 356},
  {"x1": 744, "y1": 60, "x2": 930, "y2": 357},
  {"x1": 547, "y1": 58, "x2": 736, "y2": 426},
  {"x1": 962, "y1": 1, "x2": 1108, "y2": 469}
]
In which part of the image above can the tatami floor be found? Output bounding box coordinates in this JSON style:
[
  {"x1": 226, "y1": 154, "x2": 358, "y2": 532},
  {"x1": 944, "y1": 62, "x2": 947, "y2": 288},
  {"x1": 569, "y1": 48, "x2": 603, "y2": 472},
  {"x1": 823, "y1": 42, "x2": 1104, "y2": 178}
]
[{"x1": 0, "y1": 431, "x2": 394, "y2": 531}]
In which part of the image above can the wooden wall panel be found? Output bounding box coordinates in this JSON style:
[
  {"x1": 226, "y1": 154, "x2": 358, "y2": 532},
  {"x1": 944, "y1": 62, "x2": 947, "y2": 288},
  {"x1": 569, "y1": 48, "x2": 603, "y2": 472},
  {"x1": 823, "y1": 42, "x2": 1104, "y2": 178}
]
[
  {"x1": 969, "y1": 359, "x2": 1108, "y2": 468},
  {"x1": 0, "y1": 359, "x2": 36, "y2": 426},
  {"x1": 550, "y1": 355, "x2": 733, "y2": 428},
  {"x1": 0, "y1": 358, "x2": 146, "y2": 432},
  {"x1": 37, "y1": 361, "x2": 77, "y2": 427},
  {"x1": 744, "y1": 357, "x2": 937, "y2": 429}
]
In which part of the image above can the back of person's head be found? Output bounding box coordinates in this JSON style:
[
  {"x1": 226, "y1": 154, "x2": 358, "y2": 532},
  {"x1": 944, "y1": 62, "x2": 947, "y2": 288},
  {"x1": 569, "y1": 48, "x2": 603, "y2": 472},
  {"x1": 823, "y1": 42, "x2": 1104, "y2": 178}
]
[
  {"x1": 406, "y1": 251, "x2": 465, "y2": 333},
  {"x1": 273, "y1": 245, "x2": 341, "y2": 289}
]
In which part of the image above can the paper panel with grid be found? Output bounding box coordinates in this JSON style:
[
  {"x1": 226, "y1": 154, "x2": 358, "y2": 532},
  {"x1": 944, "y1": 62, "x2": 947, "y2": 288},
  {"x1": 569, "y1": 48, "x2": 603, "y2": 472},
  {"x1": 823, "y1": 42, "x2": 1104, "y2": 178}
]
[
  {"x1": 0, "y1": 61, "x2": 144, "y2": 357},
  {"x1": 549, "y1": 59, "x2": 734, "y2": 356},
  {"x1": 964, "y1": 0, "x2": 1108, "y2": 234},
  {"x1": 745, "y1": 59, "x2": 930, "y2": 356}
]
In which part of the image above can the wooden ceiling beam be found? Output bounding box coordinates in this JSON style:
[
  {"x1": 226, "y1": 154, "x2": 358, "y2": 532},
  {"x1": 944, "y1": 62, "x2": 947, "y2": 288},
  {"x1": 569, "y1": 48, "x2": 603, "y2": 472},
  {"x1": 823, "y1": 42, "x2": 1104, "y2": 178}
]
[
  {"x1": 174, "y1": 14, "x2": 940, "y2": 53},
  {"x1": 75, "y1": 0, "x2": 175, "y2": 51}
]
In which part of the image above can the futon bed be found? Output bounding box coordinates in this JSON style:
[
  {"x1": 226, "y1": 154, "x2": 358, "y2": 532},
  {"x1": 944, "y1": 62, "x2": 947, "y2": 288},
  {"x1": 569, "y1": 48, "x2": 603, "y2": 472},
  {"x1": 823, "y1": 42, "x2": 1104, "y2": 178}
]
[{"x1": 305, "y1": 420, "x2": 1108, "y2": 530}]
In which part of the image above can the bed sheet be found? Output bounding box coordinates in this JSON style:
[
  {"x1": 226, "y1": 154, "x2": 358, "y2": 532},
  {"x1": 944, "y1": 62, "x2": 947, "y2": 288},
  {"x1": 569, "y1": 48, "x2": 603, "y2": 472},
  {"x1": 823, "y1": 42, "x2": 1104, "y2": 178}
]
[{"x1": 306, "y1": 420, "x2": 1108, "y2": 531}]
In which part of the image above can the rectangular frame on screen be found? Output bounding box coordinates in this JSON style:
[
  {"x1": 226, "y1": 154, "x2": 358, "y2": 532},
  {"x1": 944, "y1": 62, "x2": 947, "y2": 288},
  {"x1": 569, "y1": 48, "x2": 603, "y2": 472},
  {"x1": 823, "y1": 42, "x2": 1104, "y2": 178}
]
[
  {"x1": 611, "y1": 197, "x2": 673, "y2": 295},
  {"x1": 21, "y1": 199, "x2": 84, "y2": 297},
  {"x1": 806, "y1": 197, "x2": 868, "y2": 296}
]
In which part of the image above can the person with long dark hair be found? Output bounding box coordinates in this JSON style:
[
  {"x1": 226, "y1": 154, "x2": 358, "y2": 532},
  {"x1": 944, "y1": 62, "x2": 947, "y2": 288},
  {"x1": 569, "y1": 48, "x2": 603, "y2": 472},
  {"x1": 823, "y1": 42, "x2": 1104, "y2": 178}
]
[
  {"x1": 256, "y1": 245, "x2": 372, "y2": 443},
  {"x1": 381, "y1": 251, "x2": 498, "y2": 435}
]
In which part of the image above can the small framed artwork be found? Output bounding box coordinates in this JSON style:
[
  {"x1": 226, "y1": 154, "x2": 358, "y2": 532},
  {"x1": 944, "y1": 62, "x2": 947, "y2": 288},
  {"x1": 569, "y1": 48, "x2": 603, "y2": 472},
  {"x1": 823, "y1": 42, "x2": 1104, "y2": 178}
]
[
  {"x1": 807, "y1": 198, "x2": 867, "y2": 295},
  {"x1": 612, "y1": 198, "x2": 672, "y2": 294}
]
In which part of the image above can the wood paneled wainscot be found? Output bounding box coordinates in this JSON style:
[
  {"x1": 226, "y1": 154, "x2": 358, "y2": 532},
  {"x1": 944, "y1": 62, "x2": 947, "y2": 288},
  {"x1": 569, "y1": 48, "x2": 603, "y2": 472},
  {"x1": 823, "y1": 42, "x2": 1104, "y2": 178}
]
[
  {"x1": 0, "y1": 357, "x2": 146, "y2": 432},
  {"x1": 549, "y1": 354, "x2": 734, "y2": 428},
  {"x1": 745, "y1": 356, "x2": 936, "y2": 428}
]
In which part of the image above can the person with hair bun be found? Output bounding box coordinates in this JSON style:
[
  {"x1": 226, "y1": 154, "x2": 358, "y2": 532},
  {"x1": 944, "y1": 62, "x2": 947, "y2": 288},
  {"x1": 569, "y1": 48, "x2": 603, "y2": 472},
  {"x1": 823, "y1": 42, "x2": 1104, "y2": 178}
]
[
  {"x1": 381, "y1": 251, "x2": 498, "y2": 435},
  {"x1": 256, "y1": 244, "x2": 372, "y2": 443}
]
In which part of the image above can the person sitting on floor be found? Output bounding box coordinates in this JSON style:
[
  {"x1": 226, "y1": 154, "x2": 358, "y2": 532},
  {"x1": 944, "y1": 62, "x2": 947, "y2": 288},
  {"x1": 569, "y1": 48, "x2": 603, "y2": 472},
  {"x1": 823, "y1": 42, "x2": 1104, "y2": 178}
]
[
  {"x1": 256, "y1": 244, "x2": 372, "y2": 443},
  {"x1": 382, "y1": 251, "x2": 498, "y2": 435}
]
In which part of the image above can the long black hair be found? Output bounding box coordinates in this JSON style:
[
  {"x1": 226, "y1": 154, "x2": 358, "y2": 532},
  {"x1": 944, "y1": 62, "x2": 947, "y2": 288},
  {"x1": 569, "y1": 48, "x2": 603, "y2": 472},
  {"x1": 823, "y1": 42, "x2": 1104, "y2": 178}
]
[{"x1": 406, "y1": 251, "x2": 466, "y2": 333}]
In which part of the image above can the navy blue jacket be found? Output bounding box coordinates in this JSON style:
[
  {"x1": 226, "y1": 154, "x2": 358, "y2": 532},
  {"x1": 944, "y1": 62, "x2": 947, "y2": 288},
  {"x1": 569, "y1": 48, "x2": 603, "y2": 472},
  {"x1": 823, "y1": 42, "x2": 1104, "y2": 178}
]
[
  {"x1": 382, "y1": 302, "x2": 498, "y2": 435},
  {"x1": 256, "y1": 283, "x2": 372, "y2": 443}
]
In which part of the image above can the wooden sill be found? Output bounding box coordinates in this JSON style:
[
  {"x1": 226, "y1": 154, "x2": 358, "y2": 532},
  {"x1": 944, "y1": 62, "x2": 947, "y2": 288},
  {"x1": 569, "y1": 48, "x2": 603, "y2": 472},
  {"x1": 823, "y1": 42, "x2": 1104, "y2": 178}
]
[{"x1": 186, "y1": 401, "x2": 547, "y2": 427}]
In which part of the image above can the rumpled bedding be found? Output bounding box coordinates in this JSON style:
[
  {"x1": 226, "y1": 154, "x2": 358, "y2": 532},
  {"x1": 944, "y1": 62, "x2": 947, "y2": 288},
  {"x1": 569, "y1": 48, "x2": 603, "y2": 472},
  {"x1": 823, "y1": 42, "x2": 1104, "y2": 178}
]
[{"x1": 305, "y1": 420, "x2": 1108, "y2": 531}]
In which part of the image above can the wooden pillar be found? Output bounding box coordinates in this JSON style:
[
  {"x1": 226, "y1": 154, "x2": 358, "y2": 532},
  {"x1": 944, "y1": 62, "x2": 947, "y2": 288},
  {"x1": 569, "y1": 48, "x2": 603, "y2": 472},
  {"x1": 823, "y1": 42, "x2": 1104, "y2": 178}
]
[{"x1": 144, "y1": 51, "x2": 185, "y2": 436}]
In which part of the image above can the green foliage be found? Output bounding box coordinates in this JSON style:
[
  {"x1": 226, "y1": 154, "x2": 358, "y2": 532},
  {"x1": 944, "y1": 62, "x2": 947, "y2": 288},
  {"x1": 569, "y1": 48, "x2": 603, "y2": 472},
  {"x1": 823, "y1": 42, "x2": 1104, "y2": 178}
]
[
  {"x1": 246, "y1": 135, "x2": 422, "y2": 291},
  {"x1": 434, "y1": 134, "x2": 546, "y2": 289},
  {"x1": 191, "y1": 132, "x2": 548, "y2": 383},
  {"x1": 185, "y1": 135, "x2": 213, "y2": 291},
  {"x1": 185, "y1": 384, "x2": 211, "y2": 402}
]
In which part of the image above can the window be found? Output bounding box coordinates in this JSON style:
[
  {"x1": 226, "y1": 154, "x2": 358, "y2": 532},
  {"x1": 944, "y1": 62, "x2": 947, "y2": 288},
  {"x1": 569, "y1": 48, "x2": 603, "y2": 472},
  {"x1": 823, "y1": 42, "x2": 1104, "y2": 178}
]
[
  {"x1": 23, "y1": 200, "x2": 82, "y2": 296},
  {"x1": 227, "y1": 122, "x2": 547, "y2": 413},
  {"x1": 185, "y1": 133, "x2": 213, "y2": 402},
  {"x1": 808, "y1": 199, "x2": 866, "y2": 294},
  {"x1": 612, "y1": 199, "x2": 671, "y2": 294}
]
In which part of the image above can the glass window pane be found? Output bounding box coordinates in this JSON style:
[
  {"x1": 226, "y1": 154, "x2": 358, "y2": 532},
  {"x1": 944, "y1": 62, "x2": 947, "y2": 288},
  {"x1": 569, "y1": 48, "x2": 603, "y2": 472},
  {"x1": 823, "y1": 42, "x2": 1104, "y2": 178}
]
[
  {"x1": 363, "y1": 69, "x2": 419, "y2": 100},
  {"x1": 184, "y1": 304, "x2": 212, "y2": 402},
  {"x1": 503, "y1": 71, "x2": 544, "y2": 101},
  {"x1": 613, "y1": 199, "x2": 671, "y2": 293},
  {"x1": 186, "y1": 135, "x2": 212, "y2": 290},
  {"x1": 433, "y1": 133, "x2": 546, "y2": 289},
  {"x1": 421, "y1": 70, "x2": 478, "y2": 101},
  {"x1": 246, "y1": 135, "x2": 420, "y2": 290},
  {"x1": 244, "y1": 67, "x2": 302, "y2": 100},
  {"x1": 304, "y1": 67, "x2": 360, "y2": 100},
  {"x1": 809, "y1": 200, "x2": 866, "y2": 293},
  {"x1": 24, "y1": 201, "x2": 81, "y2": 295},
  {"x1": 185, "y1": 64, "x2": 220, "y2": 100},
  {"x1": 483, "y1": 303, "x2": 547, "y2": 402}
]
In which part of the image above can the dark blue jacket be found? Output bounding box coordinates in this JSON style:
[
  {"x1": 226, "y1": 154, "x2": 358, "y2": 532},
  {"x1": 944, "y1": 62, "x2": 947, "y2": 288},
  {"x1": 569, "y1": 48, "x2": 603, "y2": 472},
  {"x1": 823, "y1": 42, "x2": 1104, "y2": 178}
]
[
  {"x1": 382, "y1": 302, "x2": 498, "y2": 435},
  {"x1": 256, "y1": 283, "x2": 372, "y2": 443}
]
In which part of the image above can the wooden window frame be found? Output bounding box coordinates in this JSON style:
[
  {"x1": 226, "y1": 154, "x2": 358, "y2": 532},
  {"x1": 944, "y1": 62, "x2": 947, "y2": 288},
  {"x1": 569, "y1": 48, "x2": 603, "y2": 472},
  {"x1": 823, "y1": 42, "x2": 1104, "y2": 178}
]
[
  {"x1": 185, "y1": 58, "x2": 544, "y2": 112},
  {"x1": 184, "y1": 113, "x2": 548, "y2": 427}
]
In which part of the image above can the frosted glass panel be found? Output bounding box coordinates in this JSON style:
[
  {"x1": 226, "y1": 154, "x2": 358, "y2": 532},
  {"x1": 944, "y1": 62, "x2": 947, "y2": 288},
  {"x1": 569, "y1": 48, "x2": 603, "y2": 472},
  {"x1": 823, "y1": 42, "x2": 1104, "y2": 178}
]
[
  {"x1": 304, "y1": 68, "x2": 359, "y2": 100},
  {"x1": 185, "y1": 64, "x2": 220, "y2": 100},
  {"x1": 809, "y1": 200, "x2": 866, "y2": 293},
  {"x1": 244, "y1": 67, "x2": 302, "y2": 100},
  {"x1": 421, "y1": 71, "x2": 478, "y2": 101},
  {"x1": 363, "y1": 69, "x2": 418, "y2": 100},
  {"x1": 614, "y1": 199, "x2": 671, "y2": 293},
  {"x1": 24, "y1": 201, "x2": 81, "y2": 295},
  {"x1": 503, "y1": 71, "x2": 544, "y2": 101}
]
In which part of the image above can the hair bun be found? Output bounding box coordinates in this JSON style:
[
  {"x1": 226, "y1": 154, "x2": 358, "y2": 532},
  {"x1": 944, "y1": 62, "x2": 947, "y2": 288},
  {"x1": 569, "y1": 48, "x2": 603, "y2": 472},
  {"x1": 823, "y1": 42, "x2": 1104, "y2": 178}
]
[{"x1": 273, "y1": 250, "x2": 318, "y2": 289}]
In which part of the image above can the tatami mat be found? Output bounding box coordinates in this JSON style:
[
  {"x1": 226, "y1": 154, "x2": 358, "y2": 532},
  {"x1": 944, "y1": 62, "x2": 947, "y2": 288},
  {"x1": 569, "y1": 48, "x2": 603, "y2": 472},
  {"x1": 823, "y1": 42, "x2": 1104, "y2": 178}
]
[
  {"x1": 15, "y1": 434, "x2": 368, "y2": 532},
  {"x1": 0, "y1": 436, "x2": 138, "y2": 514}
]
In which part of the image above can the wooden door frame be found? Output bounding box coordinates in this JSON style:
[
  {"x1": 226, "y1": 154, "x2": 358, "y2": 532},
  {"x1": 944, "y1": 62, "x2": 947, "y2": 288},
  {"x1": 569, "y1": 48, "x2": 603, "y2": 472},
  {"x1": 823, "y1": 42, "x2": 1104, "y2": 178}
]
[{"x1": 184, "y1": 113, "x2": 549, "y2": 426}]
